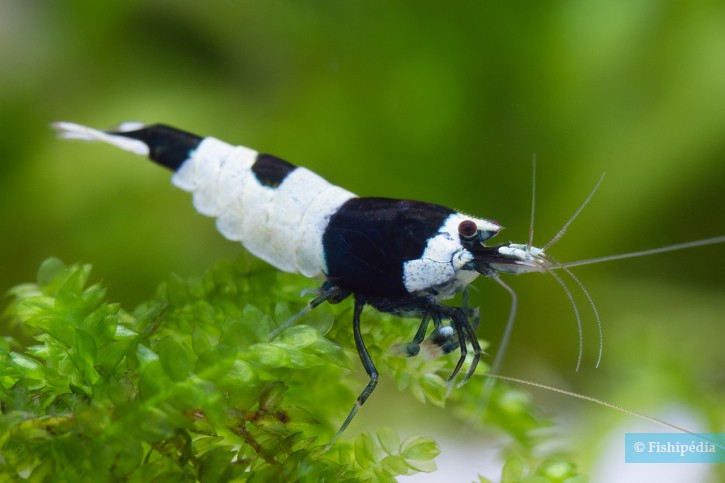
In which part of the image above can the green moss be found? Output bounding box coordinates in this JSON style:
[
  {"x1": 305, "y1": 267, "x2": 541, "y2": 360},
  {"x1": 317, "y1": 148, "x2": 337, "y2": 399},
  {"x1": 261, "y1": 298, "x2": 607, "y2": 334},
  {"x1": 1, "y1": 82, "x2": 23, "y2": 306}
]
[{"x1": 1, "y1": 257, "x2": 585, "y2": 481}]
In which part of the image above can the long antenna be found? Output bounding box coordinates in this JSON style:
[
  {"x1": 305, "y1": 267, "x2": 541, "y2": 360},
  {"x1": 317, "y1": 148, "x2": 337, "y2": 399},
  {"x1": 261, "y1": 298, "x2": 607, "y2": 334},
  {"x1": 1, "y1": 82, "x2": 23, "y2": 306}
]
[
  {"x1": 542, "y1": 173, "x2": 605, "y2": 252},
  {"x1": 483, "y1": 373, "x2": 695, "y2": 434},
  {"x1": 489, "y1": 275, "x2": 519, "y2": 376},
  {"x1": 545, "y1": 252, "x2": 603, "y2": 368},
  {"x1": 475, "y1": 373, "x2": 725, "y2": 453},
  {"x1": 553, "y1": 235, "x2": 725, "y2": 269},
  {"x1": 475, "y1": 275, "x2": 518, "y2": 418},
  {"x1": 543, "y1": 266, "x2": 584, "y2": 371},
  {"x1": 527, "y1": 154, "x2": 537, "y2": 253},
  {"x1": 563, "y1": 264, "x2": 603, "y2": 368}
]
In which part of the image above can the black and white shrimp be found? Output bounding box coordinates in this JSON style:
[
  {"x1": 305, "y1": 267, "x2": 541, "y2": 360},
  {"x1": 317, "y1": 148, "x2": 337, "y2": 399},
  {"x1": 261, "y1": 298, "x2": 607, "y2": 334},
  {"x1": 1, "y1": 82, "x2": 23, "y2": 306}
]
[{"x1": 53, "y1": 121, "x2": 725, "y2": 443}]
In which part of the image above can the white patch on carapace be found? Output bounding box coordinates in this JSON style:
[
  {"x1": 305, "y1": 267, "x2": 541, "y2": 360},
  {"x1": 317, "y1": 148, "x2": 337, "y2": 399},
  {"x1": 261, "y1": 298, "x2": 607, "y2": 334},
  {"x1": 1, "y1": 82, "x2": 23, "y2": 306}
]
[
  {"x1": 402, "y1": 213, "x2": 499, "y2": 294},
  {"x1": 443, "y1": 269, "x2": 480, "y2": 300}
]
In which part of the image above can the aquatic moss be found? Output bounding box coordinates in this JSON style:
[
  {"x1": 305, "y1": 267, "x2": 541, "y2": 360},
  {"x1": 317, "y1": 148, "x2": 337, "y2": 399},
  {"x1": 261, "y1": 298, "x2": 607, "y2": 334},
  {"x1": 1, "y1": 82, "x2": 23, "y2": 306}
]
[{"x1": 0, "y1": 257, "x2": 584, "y2": 482}]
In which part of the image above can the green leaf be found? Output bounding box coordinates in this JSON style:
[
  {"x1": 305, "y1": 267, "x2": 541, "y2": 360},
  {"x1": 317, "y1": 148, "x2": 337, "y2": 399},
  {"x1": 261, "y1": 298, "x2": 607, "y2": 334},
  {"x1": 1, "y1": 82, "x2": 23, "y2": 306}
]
[
  {"x1": 192, "y1": 327, "x2": 213, "y2": 357},
  {"x1": 10, "y1": 352, "x2": 44, "y2": 379},
  {"x1": 137, "y1": 360, "x2": 169, "y2": 400},
  {"x1": 562, "y1": 476, "x2": 588, "y2": 483},
  {"x1": 404, "y1": 457, "x2": 437, "y2": 474},
  {"x1": 115, "y1": 325, "x2": 137, "y2": 340},
  {"x1": 259, "y1": 381, "x2": 286, "y2": 412},
  {"x1": 193, "y1": 436, "x2": 225, "y2": 453},
  {"x1": 377, "y1": 427, "x2": 400, "y2": 455},
  {"x1": 128, "y1": 405, "x2": 175, "y2": 442},
  {"x1": 136, "y1": 343, "x2": 159, "y2": 367},
  {"x1": 198, "y1": 447, "x2": 237, "y2": 483},
  {"x1": 71, "y1": 327, "x2": 101, "y2": 385},
  {"x1": 220, "y1": 359, "x2": 258, "y2": 391},
  {"x1": 420, "y1": 373, "x2": 447, "y2": 407},
  {"x1": 196, "y1": 344, "x2": 239, "y2": 380},
  {"x1": 247, "y1": 343, "x2": 290, "y2": 368},
  {"x1": 401, "y1": 436, "x2": 439, "y2": 473},
  {"x1": 502, "y1": 454, "x2": 528, "y2": 483},
  {"x1": 277, "y1": 325, "x2": 320, "y2": 348},
  {"x1": 241, "y1": 304, "x2": 273, "y2": 341},
  {"x1": 354, "y1": 433, "x2": 379, "y2": 468},
  {"x1": 401, "y1": 436, "x2": 439, "y2": 460},
  {"x1": 54, "y1": 264, "x2": 91, "y2": 315},
  {"x1": 299, "y1": 303, "x2": 335, "y2": 336},
  {"x1": 96, "y1": 339, "x2": 133, "y2": 373},
  {"x1": 74, "y1": 328, "x2": 98, "y2": 363},
  {"x1": 157, "y1": 337, "x2": 193, "y2": 382},
  {"x1": 381, "y1": 454, "x2": 410, "y2": 475},
  {"x1": 373, "y1": 468, "x2": 398, "y2": 483},
  {"x1": 27, "y1": 315, "x2": 75, "y2": 345},
  {"x1": 36, "y1": 257, "x2": 68, "y2": 290},
  {"x1": 108, "y1": 435, "x2": 144, "y2": 479},
  {"x1": 535, "y1": 458, "x2": 580, "y2": 482},
  {"x1": 79, "y1": 297, "x2": 117, "y2": 343}
]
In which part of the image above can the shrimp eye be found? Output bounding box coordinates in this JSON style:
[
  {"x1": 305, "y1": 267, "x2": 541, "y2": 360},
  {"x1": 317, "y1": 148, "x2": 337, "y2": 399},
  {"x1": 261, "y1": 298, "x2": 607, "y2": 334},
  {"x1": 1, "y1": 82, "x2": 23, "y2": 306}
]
[{"x1": 458, "y1": 220, "x2": 478, "y2": 239}]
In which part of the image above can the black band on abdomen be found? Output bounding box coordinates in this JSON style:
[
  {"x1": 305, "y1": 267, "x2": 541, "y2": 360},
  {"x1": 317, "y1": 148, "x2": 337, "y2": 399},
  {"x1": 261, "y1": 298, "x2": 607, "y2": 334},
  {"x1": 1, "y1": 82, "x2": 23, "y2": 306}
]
[{"x1": 115, "y1": 124, "x2": 202, "y2": 171}]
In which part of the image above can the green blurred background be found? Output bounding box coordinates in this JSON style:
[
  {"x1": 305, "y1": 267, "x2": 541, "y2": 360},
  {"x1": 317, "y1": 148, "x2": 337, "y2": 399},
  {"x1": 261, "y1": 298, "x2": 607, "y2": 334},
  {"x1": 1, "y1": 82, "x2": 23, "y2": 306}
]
[{"x1": 2, "y1": 1, "x2": 724, "y2": 480}]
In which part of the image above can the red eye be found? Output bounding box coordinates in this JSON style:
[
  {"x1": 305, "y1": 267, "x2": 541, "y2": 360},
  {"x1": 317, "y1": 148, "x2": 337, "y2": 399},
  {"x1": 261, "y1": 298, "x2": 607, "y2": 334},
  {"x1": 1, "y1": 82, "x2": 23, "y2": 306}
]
[{"x1": 458, "y1": 220, "x2": 478, "y2": 239}]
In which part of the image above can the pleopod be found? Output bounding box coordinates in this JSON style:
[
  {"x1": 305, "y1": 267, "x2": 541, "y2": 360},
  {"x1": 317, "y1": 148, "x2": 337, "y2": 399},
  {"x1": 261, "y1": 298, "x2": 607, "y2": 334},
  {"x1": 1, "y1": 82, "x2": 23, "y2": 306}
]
[{"x1": 53, "y1": 121, "x2": 725, "y2": 444}]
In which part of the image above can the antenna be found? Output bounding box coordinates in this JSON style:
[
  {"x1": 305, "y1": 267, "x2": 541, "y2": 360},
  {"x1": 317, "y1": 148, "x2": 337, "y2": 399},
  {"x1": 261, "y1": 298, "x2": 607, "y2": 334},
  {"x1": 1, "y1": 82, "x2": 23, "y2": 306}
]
[
  {"x1": 527, "y1": 154, "x2": 537, "y2": 253},
  {"x1": 554, "y1": 235, "x2": 725, "y2": 269},
  {"x1": 542, "y1": 173, "x2": 605, "y2": 252}
]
